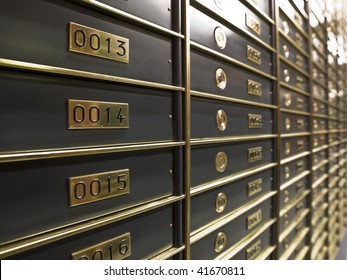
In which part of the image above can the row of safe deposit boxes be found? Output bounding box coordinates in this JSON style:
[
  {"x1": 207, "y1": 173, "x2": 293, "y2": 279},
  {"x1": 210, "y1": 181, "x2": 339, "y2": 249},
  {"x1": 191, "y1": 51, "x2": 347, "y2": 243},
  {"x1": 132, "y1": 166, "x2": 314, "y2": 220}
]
[{"x1": 1, "y1": 0, "x2": 347, "y2": 260}]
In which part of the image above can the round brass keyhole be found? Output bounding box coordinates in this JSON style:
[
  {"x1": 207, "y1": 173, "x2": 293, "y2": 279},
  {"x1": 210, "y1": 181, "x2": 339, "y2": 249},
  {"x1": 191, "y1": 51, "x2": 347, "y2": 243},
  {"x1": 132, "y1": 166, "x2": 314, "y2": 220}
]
[
  {"x1": 283, "y1": 44, "x2": 290, "y2": 58},
  {"x1": 215, "y1": 192, "x2": 227, "y2": 213},
  {"x1": 214, "y1": 232, "x2": 227, "y2": 253},
  {"x1": 285, "y1": 117, "x2": 291, "y2": 131},
  {"x1": 216, "y1": 109, "x2": 228, "y2": 131},
  {"x1": 284, "y1": 69, "x2": 290, "y2": 83},
  {"x1": 215, "y1": 152, "x2": 228, "y2": 173},
  {"x1": 284, "y1": 92, "x2": 292, "y2": 107},
  {"x1": 283, "y1": 21, "x2": 289, "y2": 34},
  {"x1": 215, "y1": 68, "x2": 227, "y2": 89},
  {"x1": 284, "y1": 190, "x2": 290, "y2": 203},
  {"x1": 214, "y1": 27, "x2": 227, "y2": 49},
  {"x1": 285, "y1": 142, "x2": 291, "y2": 155},
  {"x1": 285, "y1": 166, "x2": 290, "y2": 179}
]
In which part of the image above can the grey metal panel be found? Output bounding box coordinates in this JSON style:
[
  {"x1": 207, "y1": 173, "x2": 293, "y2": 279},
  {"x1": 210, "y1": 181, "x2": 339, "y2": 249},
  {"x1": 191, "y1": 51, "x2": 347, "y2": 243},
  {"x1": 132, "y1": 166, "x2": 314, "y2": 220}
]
[
  {"x1": 313, "y1": 83, "x2": 327, "y2": 102},
  {"x1": 281, "y1": 113, "x2": 309, "y2": 133},
  {"x1": 312, "y1": 49, "x2": 327, "y2": 70},
  {"x1": 191, "y1": 0, "x2": 272, "y2": 45},
  {"x1": 190, "y1": 6, "x2": 273, "y2": 74},
  {"x1": 280, "y1": 61, "x2": 309, "y2": 92},
  {"x1": 313, "y1": 100, "x2": 328, "y2": 115},
  {"x1": 279, "y1": 176, "x2": 308, "y2": 209},
  {"x1": 6, "y1": 205, "x2": 174, "y2": 260},
  {"x1": 191, "y1": 197, "x2": 273, "y2": 259},
  {"x1": 0, "y1": 0, "x2": 173, "y2": 84},
  {"x1": 313, "y1": 134, "x2": 328, "y2": 148},
  {"x1": 191, "y1": 140, "x2": 274, "y2": 187},
  {"x1": 278, "y1": 221, "x2": 307, "y2": 257},
  {"x1": 191, "y1": 97, "x2": 274, "y2": 138},
  {"x1": 279, "y1": 35, "x2": 308, "y2": 72},
  {"x1": 313, "y1": 66, "x2": 327, "y2": 86},
  {"x1": 280, "y1": 156, "x2": 309, "y2": 185},
  {"x1": 191, "y1": 168, "x2": 274, "y2": 232},
  {"x1": 313, "y1": 117, "x2": 328, "y2": 131},
  {"x1": 279, "y1": 203, "x2": 308, "y2": 234},
  {"x1": 280, "y1": 88, "x2": 309, "y2": 112},
  {"x1": 191, "y1": 50, "x2": 274, "y2": 105},
  {"x1": 0, "y1": 148, "x2": 174, "y2": 244},
  {"x1": 0, "y1": 71, "x2": 174, "y2": 152},
  {"x1": 313, "y1": 149, "x2": 328, "y2": 166},
  {"x1": 76, "y1": 0, "x2": 173, "y2": 29},
  {"x1": 281, "y1": 136, "x2": 309, "y2": 159},
  {"x1": 248, "y1": 0, "x2": 272, "y2": 17},
  {"x1": 279, "y1": 0, "x2": 308, "y2": 32}
]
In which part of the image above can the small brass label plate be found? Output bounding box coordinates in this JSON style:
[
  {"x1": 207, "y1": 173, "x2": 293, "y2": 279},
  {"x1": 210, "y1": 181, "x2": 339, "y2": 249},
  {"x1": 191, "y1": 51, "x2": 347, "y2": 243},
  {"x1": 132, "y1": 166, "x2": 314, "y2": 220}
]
[
  {"x1": 71, "y1": 233, "x2": 131, "y2": 260},
  {"x1": 248, "y1": 147, "x2": 263, "y2": 162},
  {"x1": 246, "y1": 14, "x2": 261, "y2": 35},
  {"x1": 69, "y1": 169, "x2": 130, "y2": 207},
  {"x1": 248, "y1": 114, "x2": 263, "y2": 128},
  {"x1": 247, "y1": 45, "x2": 262, "y2": 65},
  {"x1": 69, "y1": 22, "x2": 129, "y2": 63},
  {"x1": 215, "y1": 232, "x2": 227, "y2": 253},
  {"x1": 215, "y1": 192, "x2": 228, "y2": 213},
  {"x1": 296, "y1": 97, "x2": 304, "y2": 109},
  {"x1": 297, "y1": 140, "x2": 304, "y2": 151},
  {"x1": 246, "y1": 239, "x2": 261, "y2": 260},
  {"x1": 296, "y1": 75, "x2": 305, "y2": 89},
  {"x1": 248, "y1": 178, "x2": 263, "y2": 197},
  {"x1": 297, "y1": 119, "x2": 305, "y2": 129},
  {"x1": 247, "y1": 80, "x2": 262, "y2": 96},
  {"x1": 247, "y1": 209, "x2": 262, "y2": 230},
  {"x1": 68, "y1": 99, "x2": 129, "y2": 129},
  {"x1": 295, "y1": 54, "x2": 304, "y2": 68}
]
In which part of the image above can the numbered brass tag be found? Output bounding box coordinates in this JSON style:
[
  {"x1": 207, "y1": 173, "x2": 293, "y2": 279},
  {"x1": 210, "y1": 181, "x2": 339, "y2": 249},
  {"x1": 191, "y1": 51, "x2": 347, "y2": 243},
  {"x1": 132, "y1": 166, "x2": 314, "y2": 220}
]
[
  {"x1": 247, "y1": 209, "x2": 262, "y2": 230},
  {"x1": 69, "y1": 22, "x2": 129, "y2": 63},
  {"x1": 246, "y1": 14, "x2": 261, "y2": 35},
  {"x1": 246, "y1": 239, "x2": 261, "y2": 260},
  {"x1": 216, "y1": 109, "x2": 228, "y2": 131},
  {"x1": 68, "y1": 100, "x2": 129, "y2": 129},
  {"x1": 214, "y1": 27, "x2": 227, "y2": 49},
  {"x1": 285, "y1": 142, "x2": 291, "y2": 155},
  {"x1": 215, "y1": 152, "x2": 228, "y2": 173},
  {"x1": 248, "y1": 178, "x2": 263, "y2": 197},
  {"x1": 248, "y1": 147, "x2": 263, "y2": 162},
  {"x1": 296, "y1": 97, "x2": 304, "y2": 109},
  {"x1": 248, "y1": 114, "x2": 263, "y2": 128},
  {"x1": 69, "y1": 169, "x2": 130, "y2": 207},
  {"x1": 284, "y1": 92, "x2": 292, "y2": 107},
  {"x1": 247, "y1": 45, "x2": 262, "y2": 65},
  {"x1": 215, "y1": 232, "x2": 227, "y2": 253},
  {"x1": 215, "y1": 192, "x2": 227, "y2": 213},
  {"x1": 71, "y1": 233, "x2": 131, "y2": 260},
  {"x1": 215, "y1": 68, "x2": 227, "y2": 89},
  {"x1": 247, "y1": 80, "x2": 262, "y2": 96},
  {"x1": 295, "y1": 54, "x2": 304, "y2": 68},
  {"x1": 297, "y1": 119, "x2": 305, "y2": 129}
]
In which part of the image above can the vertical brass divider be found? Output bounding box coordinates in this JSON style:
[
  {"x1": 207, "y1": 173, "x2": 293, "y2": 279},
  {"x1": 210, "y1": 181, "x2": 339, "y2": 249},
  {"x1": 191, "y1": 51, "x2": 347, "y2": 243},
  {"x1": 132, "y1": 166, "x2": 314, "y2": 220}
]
[
  {"x1": 172, "y1": 0, "x2": 184, "y2": 260},
  {"x1": 273, "y1": 0, "x2": 282, "y2": 260},
  {"x1": 306, "y1": 0, "x2": 314, "y2": 260},
  {"x1": 183, "y1": 0, "x2": 191, "y2": 260}
]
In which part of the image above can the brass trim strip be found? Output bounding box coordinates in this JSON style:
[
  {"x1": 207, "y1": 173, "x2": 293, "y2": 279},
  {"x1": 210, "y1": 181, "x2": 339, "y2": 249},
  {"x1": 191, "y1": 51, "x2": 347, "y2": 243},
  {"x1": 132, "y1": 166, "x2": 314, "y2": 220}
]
[
  {"x1": 312, "y1": 130, "x2": 329, "y2": 135},
  {"x1": 254, "y1": 246, "x2": 276, "y2": 260},
  {"x1": 313, "y1": 78, "x2": 328, "y2": 89},
  {"x1": 214, "y1": 219, "x2": 276, "y2": 260},
  {"x1": 312, "y1": 44, "x2": 327, "y2": 60},
  {"x1": 313, "y1": 61, "x2": 327, "y2": 75},
  {"x1": 279, "y1": 227, "x2": 310, "y2": 260},
  {"x1": 279, "y1": 6, "x2": 309, "y2": 39},
  {"x1": 279, "y1": 190, "x2": 310, "y2": 217},
  {"x1": 311, "y1": 232, "x2": 328, "y2": 260},
  {"x1": 313, "y1": 113, "x2": 330, "y2": 119},
  {"x1": 281, "y1": 132, "x2": 311, "y2": 138},
  {"x1": 190, "y1": 42, "x2": 276, "y2": 80},
  {"x1": 295, "y1": 245, "x2": 309, "y2": 260},
  {"x1": 0, "y1": 195, "x2": 184, "y2": 258},
  {"x1": 312, "y1": 145, "x2": 329, "y2": 153},
  {"x1": 80, "y1": 0, "x2": 184, "y2": 38},
  {"x1": 312, "y1": 203, "x2": 328, "y2": 226},
  {"x1": 312, "y1": 174, "x2": 329, "y2": 190},
  {"x1": 190, "y1": 191, "x2": 276, "y2": 242},
  {"x1": 279, "y1": 208, "x2": 310, "y2": 242},
  {"x1": 279, "y1": 56, "x2": 309, "y2": 77},
  {"x1": 280, "y1": 170, "x2": 310, "y2": 191},
  {"x1": 191, "y1": 163, "x2": 277, "y2": 196},
  {"x1": 191, "y1": 90, "x2": 277, "y2": 109},
  {"x1": 327, "y1": 129, "x2": 340, "y2": 134},
  {"x1": 0, "y1": 141, "x2": 185, "y2": 163},
  {"x1": 312, "y1": 159, "x2": 329, "y2": 171},
  {"x1": 312, "y1": 189, "x2": 328, "y2": 210},
  {"x1": 280, "y1": 151, "x2": 310, "y2": 165},
  {"x1": 0, "y1": 58, "x2": 184, "y2": 91},
  {"x1": 278, "y1": 30, "x2": 309, "y2": 58},
  {"x1": 149, "y1": 246, "x2": 185, "y2": 260},
  {"x1": 280, "y1": 108, "x2": 310, "y2": 116},
  {"x1": 312, "y1": 218, "x2": 328, "y2": 244},
  {"x1": 329, "y1": 141, "x2": 341, "y2": 147},
  {"x1": 279, "y1": 82, "x2": 309, "y2": 96},
  {"x1": 312, "y1": 96, "x2": 329, "y2": 104},
  {"x1": 240, "y1": 0, "x2": 275, "y2": 25},
  {"x1": 191, "y1": 134, "x2": 277, "y2": 146}
]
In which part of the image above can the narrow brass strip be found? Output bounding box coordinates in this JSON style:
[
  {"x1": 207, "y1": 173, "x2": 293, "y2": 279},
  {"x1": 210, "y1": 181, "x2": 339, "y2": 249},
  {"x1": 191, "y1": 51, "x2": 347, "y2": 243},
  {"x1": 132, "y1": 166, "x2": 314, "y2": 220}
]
[
  {"x1": 0, "y1": 141, "x2": 185, "y2": 163},
  {"x1": 281, "y1": 132, "x2": 311, "y2": 138},
  {"x1": 191, "y1": 41, "x2": 276, "y2": 80},
  {"x1": 191, "y1": 90, "x2": 277, "y2": 109},
  {"x1": 279, "y1": 82, "x2": 310, "y2": 96},
  {"x1": 312, "y1": 45, "x2": 327, "y2": 59},
  {"x1": 289, "y1": 0, "x2": 308, "y2": 18},
  {"x1": 313, "y1": 114, "x2": 329, "y2": 119},
  {"x1": 313, "y1": 61, "x2": 327, "y2": 74},
  {"x1": 279, "y1": 209, "x2": 310, "y2": 242},
  {"x1": 278, "y1": 30, "x2": 309, "y2": 58},
  {"x1": 279, "y1": 190, "x2": 310, "y2": 217},
  {"x1": 279, "y1": 7, "x2": 309, "y2": 39},
  {"x1": 280, "y1": 108, "x2": 310, "y2": 116},
  {"x1": 312, "y1": 78, "x2": 328, "y2": 89},
  {"x1": 279, "y1": 227, "x2": 310, "y2": 260},
  {"x1": 240, "y1": 0, "x2": 275, "y2": 24},
  {"x1": 0, "y1": 195, "x2": 184, "y2": 258},
  {"x1": 254, "y1": 246, "x2": 276, "y2": 260},
  {"x1": 214, "y1": 219, "x2": 276, "y2": 260},
  {"x1": 0, "y1": 58, "x2": 184, "y2": 92},
  {"x1": 191, "y1": 134, "x2": 278, "y2": 146},
  {"x1": 312, "y1": 174, "x2": 329, "y2": 189},
  {"x1": 329, "y1": 141, "x2": 341, "y2": 147},
  {"x1": 280, "y1": 151, "x2": 310, "y2": 165},
  {"x1": 312, "y1": 189, "x2": 328, "y2": 210},
  {"x1": 149, "y1": 246, "x2": 185, "y2": 260},
  {"x1": 279, "y1": 56, "x2": 309, "y2": 77},
  {"x1": 312, "y1": 159, "x2": 329, "y2": 171},
  {"x1": 280, "y1": 170, "x2": 310, "y2": 191},
  {"x1": 328, "y1": 129, "x2": 340, "y2": 134},
  {"x1": 295, "y1": 246, "x2": 309, "y2": 260},
  {"x1": 312, "y1": 203, "x2": 328, "y2": 226},
  {"x1": 191, "y1": 163, "x2": 277, "y2": 196},
  {"x1": 329, "y1": 178, "x2": 340, "y2": 190},
  {"x1": 81, "y1": 0, "x2": 184, "y2": 38},
  {"x1": 312, "y1": 145, "x2": 329, "y2": 154},
  {"x1": 311, "y1": 232, "x2": 328, "y2": 260},
  {"x1": 312, "y1": 96, "x2": 329, "y2": 104},
  {"x1": 312, "y1": 130, "x2": 329, "y2": 135},
  {"x1": 190, "y1": 191, "x2": 276, "y2": 242},
  {"x1": 312, "y1": 218, "x2": 328, "y2": 244}
]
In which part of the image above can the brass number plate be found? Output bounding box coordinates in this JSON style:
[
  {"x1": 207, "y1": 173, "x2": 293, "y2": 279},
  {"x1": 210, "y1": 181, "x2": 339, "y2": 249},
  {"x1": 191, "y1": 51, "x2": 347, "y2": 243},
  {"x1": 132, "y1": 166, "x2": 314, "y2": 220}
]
[
  {"x1": 248, "y1": 178, "x2": 263, "y2": 197},
  {"x1": 247, "y1": 209, "x2": 262, "y2": 230},
  {"x1": 296, "y1": 97, "x2": 304, "y2": 109},
  {"x1": 295, "y1": 54, "x2": 304, "y2": 68},
  {"x1": 245, "y1": 14, "x2": 261, "y2": 35},
  {"x1": 247, "y1": 45, "x2": 262, "y2": 65},
  {"x1": 248, "y1": 114, "x2": 263, "y2": 128},
  {"x1": 246, "y1": 239, "x2": 261, "y2": 260},
  {"x1": 69, "y1": 22, "x2": 129, "y2": 63},
  {"x1": 71, "y1": 233, "x2": 131, "y2": 260},
  {"x1": 68, "y1": 99, "x2": 129, "y2": 129},
  {"x1": 247, "y1": 80, "x2": 262, "y2": 96},
  {"x1": 69, "y1": 169, "x2": 130, "y2": 207},
  {"x1": 248, "y1": 147, "x2": 263, "y2": 162}
]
